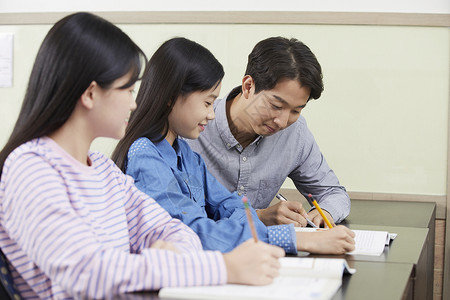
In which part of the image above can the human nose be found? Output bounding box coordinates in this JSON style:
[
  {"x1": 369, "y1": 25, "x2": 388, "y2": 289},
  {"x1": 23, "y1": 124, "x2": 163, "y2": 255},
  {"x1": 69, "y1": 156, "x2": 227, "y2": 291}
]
[
  {"x1": 130, "y1": 97, "x2": 137, "y2": 111},
  {"x1": 274, "y1": 110, "x2": 289, "y2": 129},
  {"x1": 207, "y1": 106, "x2": 215, "y2": 120}
]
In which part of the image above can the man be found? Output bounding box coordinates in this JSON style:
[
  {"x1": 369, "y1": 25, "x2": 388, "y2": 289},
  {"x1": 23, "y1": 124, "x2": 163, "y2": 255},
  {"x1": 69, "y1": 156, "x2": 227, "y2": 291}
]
[{"x1": 188, "y1": 36, "x2": 350, "y2": 227}]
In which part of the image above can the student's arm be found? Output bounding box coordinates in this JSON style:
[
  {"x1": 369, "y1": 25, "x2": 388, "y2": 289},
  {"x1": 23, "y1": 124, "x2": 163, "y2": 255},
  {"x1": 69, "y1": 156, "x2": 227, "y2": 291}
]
[
  {"x1": 120, "y1": 168, "x2": 286, "y2": 287},
  {"x1": 289, "y1": 122, "x2": 351, "y2": 224},
  {"x1": 1, "y1": 152, "x2": 226, "y2": 298},
  {"x1": 119, "y1": 171, "x2": 207, "y2": 254},
  {"x1": 197, "y1": 151, "x2": 298, "y2": 255},
  {"x1": 126, "y1": 144, "x2": 297, "y2": 254}
]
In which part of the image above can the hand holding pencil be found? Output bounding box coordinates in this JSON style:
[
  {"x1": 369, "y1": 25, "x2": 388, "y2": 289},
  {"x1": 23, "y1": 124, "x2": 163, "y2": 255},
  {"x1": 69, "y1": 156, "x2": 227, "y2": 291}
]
[
  {"x1": 223, "y1": 196, "x2": 284, "y2": 286},
  {"x1": 255, "y1": 194, "x2": 309, "y2": 227},
  {"x1": 307, "y1": 194, "x2": 336, "y2": 228},
  {"x1": 242, "y1": 196, "x2": 259, "y2": 242},
  {"x1": 276, "y1": 193, "x2": 317, "y2": 228},
  {"x1": 242, "y1": 195, "x2": 354, "y2": 256}
]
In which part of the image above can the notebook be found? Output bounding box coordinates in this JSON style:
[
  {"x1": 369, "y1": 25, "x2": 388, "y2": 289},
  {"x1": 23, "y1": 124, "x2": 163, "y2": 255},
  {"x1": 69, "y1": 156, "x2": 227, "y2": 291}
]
[
  {"x1": 295, "y1": 227, "x2": 397, "y2": 256},
  {"x1": 159, "y1": 257, "x2": 355, "y2": 300}
]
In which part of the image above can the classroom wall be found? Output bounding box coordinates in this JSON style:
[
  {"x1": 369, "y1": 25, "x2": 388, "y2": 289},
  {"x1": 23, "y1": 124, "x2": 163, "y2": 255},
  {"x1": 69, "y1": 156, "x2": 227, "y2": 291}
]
[
  {"x1": 0, "y1": 22, "x2": 448, "y2": 197},
  {"x1": 1, "y1": 0, "x2": 449, "y2": 13},
  {"x1": 1, "y1": 2, "x2": 449, "y2": 299}
]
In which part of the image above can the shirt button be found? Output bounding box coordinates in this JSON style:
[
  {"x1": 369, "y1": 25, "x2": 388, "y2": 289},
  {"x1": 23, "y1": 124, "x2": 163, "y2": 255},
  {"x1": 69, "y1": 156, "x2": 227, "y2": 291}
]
[
  {"x1": 242, "y1": 157, "x2": 247, "y2": 161},
  {"x1": 240, "y1": 186, "x2": 245, "y2": 190},
  {"x1": 227, "y1": 143, "x2": 231, "y2": 147},
  {"x1": 238, "y1": 192, "x2": 242, "y2": 196}
]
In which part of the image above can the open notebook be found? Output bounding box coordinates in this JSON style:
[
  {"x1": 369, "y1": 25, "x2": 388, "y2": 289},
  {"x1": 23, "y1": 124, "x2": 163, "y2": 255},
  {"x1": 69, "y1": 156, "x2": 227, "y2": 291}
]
[
  {"x1": 295, "y1": 227, "x2": 397, "y2": 256},
  {"x1": 159, "y1": 257, "x2": 355, "y2": 300}
]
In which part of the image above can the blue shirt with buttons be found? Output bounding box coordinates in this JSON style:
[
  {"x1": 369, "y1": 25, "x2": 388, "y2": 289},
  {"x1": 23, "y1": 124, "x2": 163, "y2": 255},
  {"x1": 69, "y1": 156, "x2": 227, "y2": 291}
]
[{"x1": 125, "y1": 137, "x2": 297, "y2": 254}]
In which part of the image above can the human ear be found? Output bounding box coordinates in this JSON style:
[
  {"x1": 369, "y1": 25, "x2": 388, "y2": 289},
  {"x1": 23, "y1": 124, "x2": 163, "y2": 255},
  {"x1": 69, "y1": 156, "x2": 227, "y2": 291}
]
[
  {"x1": 241, "y1": 75, "x2": 254, "y2": 99},
  {"x1": 80, "y1": 81, "x2": 98, "y2": 110}
]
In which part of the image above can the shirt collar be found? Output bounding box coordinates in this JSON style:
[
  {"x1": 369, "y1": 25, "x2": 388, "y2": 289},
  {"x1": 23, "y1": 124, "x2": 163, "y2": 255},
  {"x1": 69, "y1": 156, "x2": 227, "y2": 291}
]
[
  {"x1": 154, "y1": 137, "x2": 182, "y2": 170},
  {"x1": 215, "y1": 91, "x2": 263, "y2": 151},
  {"x1": 215, "y1": 92, "x2": 240, "y2": 150}
]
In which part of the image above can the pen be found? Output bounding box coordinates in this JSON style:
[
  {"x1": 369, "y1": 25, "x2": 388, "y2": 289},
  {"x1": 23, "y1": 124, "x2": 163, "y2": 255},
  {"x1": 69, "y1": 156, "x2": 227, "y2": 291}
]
[
  {"x1": 242, "y1": 196, "x2": 258, "y2": 242},
  {"x1": 308, "y1": 193, "x2": 334, "y2": 228},
  {"x1": 276, "y1": 193, "x2": 318, "y2": 228}
]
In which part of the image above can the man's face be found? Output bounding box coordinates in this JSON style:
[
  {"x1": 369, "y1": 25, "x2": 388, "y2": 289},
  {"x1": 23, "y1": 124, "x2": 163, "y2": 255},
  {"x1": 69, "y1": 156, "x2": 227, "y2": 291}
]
[{"x1": 244, "y1": 78, "x2": 311, "y2": 136}]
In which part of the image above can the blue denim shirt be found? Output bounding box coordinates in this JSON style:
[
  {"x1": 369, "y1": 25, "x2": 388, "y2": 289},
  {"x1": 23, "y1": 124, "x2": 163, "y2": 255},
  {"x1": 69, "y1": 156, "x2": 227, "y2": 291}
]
[{"x1": 126, "y1": 137, "x2": 297, "y2": 254}]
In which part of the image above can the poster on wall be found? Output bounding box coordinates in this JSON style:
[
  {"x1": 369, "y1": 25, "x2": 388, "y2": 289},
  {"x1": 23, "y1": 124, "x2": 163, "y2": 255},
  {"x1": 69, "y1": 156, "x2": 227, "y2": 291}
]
[{"x1": 0, "y1": 33, "x2": 13, "y2": 88}]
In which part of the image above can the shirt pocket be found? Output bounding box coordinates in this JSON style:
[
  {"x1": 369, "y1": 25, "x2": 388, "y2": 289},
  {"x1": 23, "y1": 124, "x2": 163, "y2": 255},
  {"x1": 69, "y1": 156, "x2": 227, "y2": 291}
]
[{"x1": 185, "y1": 175, "x2": 206, "y2": 209}]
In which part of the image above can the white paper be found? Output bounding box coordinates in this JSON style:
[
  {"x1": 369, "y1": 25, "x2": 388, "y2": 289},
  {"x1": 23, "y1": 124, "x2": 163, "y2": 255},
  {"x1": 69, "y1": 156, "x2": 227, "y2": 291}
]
[
  {"x1": 160, "y1": 277, "x2": 341, "y2": 300},
  {"x1": 159, "y1": 257, "x2": 352, "y2": 300},
  {"x1": 348, "y1": 230, "x2": 388, "y2": 256},
  {"x1": 279, "y1": 257, "x2": 356, "y2": 277},
  {"x1": 0, "y1": 33, "x2": 13, "y2": 88},
  {"x1": 295, "y1": 227, "x2": 397, "y2": 256}
]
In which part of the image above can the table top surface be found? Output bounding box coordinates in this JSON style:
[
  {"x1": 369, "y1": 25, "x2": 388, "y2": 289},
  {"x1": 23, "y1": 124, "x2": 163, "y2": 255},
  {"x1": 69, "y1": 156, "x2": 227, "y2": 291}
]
[
  {"x1": 332, "y1": 261, "x2": 414, "y2": 300},
  {"x1": 343, "y1": 199, "x2": 435, "y2": 228},
  {"x1": 116, "y1": 198, "x2": 434, "y2": 300},
  {"x1": 278, "y1": 190, "x2": 436, "y2": 229},
  {"x1": 298, "y1": 224, "x2": 428, "y2": 265},
  {"x1": 346, "y1": 224, "x2": 428, "y2": 264},
  {"x1": 115, "y1": 261, "x2": 415, "y2": 300}
]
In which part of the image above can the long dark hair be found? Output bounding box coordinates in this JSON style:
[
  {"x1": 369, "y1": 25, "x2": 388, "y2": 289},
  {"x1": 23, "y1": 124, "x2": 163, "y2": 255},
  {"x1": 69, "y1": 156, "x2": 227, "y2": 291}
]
[
  {"x1": 112, "y1": 37, "x2": 224, "y2": 172},
  {"x1": 0, "y1": 12, "x2": 146, "y2": 177}
]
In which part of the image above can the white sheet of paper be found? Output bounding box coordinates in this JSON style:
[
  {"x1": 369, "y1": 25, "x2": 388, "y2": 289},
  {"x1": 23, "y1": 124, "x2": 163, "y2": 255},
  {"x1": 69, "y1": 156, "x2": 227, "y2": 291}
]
[
  {"x1": 159, "y1": 257, "x2": 353, "y2": 300},
  {"x1": 295, "y1": 227, "x2": 397, "y2": 256},
  {"x1": 347, "y1": 230, "x2": 397, "y2": 256},
  {"x1": 0, "y1": 33, "x2": 13, "y2": 88},
  {"x1": 159, "y1": 276, "x2": 342, "y2": 300}
]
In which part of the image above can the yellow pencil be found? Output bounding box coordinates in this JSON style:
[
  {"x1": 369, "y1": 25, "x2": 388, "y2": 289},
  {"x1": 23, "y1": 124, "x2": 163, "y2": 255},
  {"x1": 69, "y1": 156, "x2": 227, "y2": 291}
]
[
  {"x1": 242, "y1": 196, "x2": 258, "y2": 242},
  {"x1": 308, "y1": 194, "x2": 334, "y2": 228}
]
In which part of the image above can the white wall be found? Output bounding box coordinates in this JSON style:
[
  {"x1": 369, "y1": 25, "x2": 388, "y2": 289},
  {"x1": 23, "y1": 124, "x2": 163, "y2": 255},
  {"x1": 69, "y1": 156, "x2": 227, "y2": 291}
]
[
  {"x1": 0, "y1": 22, "x2": 448, "y2": 196},
  {"x1": 1, "y1": 0, "x2": 449, "y2": 14},
  {"x1": 0, "y1": 1, "x2": 449, "y2": 197}
]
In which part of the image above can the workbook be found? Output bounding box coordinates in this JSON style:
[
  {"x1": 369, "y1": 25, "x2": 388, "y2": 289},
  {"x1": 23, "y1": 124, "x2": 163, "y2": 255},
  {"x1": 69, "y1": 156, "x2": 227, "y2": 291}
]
[
  {"x1": 295, "y1": 227, "x2": 397, "y2": 256},
  {"x1": 159, "y1": 257, "x2": 355, "y2": 300}
]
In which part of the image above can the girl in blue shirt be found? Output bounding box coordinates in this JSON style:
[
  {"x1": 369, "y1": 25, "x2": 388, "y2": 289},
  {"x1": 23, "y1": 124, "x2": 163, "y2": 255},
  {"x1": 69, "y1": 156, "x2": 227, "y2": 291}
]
[{"x1": 112, "y1": 37, "x2": 355, "y2": 256}]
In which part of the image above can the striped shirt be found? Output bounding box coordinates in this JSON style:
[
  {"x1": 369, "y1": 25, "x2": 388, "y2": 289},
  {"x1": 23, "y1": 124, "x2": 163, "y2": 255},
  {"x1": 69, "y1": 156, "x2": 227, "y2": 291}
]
[{"x1": 0, "y1": 137, "x2": 226, "y2": 299}]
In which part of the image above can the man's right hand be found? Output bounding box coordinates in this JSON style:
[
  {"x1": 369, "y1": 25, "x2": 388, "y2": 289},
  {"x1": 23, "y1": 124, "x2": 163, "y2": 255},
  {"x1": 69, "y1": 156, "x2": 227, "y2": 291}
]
[{"x1": 256, "y1": 201, "x2": 308, "y2": 227}]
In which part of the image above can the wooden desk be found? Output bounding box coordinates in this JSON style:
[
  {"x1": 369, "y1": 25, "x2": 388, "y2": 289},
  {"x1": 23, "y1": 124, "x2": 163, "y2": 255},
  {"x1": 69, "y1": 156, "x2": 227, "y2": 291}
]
[
  {"x1": 117, "y1": 262, "x2": 415, "y2": 300},
  {"x1": 117, "y1": 226, "x2": 423, "y2": 300},
  {"x1": 117, "y1": 198, "x2": 435, "y2": 300},
  {"x1": 332, "y1": 261, "x2": 414, "y2": 300},
  {"x1": 287, "y1": 195, "x2": 436, "y2": 300},
  {"x1": 346, "y1": 225, "x2": 430, "y2": 300},
  {"x1": 345, "y1": 225, "x2": 428, "y2": 264},
  {"x1": 125, "y1": 227, "x2": 424, "y2": 300},
  {"x1": 300, "y1": 225, "x2": 429, "y2": 299},
  {"x1": 343, "y1": 199, "x2": 435, "y2": 229},
  {"x1": 342, "y1": 199, "x2": 435, "y2": 300},
  {"x1": 278, "y1": 191, "x2": 435, "y2": 236}
]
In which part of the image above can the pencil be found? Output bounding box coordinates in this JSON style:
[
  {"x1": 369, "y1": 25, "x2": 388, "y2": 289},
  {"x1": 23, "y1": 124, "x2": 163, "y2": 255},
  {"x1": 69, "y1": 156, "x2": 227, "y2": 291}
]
[
  {"x1": 308, "y1": 194, "x2": 334, "y2": 228},
  {"x1": 242, "y1": 196, "x2": 258, "y2": 242},
  {"x1": 276, "y1": 193, "x2": 318, "y2": 228}
]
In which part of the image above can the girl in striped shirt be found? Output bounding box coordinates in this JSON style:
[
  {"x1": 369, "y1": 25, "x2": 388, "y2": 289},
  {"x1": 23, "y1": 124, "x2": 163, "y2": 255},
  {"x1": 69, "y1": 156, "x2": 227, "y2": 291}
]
[{"x1": 0, "y1": 12, "x2": 284, "y2": 299}]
